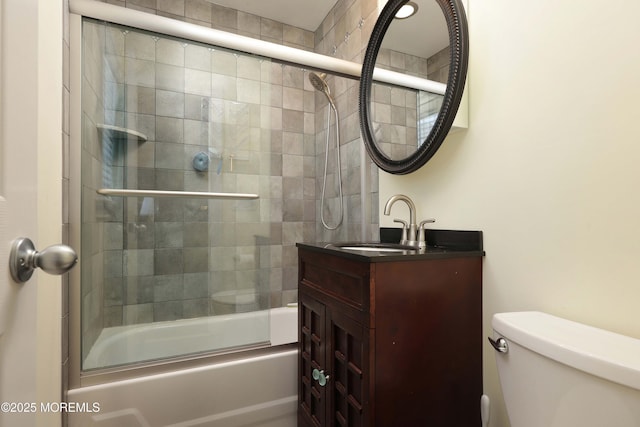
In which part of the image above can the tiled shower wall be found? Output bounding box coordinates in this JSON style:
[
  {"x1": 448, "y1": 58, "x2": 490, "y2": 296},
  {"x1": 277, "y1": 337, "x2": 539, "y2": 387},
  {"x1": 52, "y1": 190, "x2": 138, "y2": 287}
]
[
  {"x1": 80, "y1": 18, "x2": 320, "y2": 357},
  {"x1": 314, "y1": 0, "x2": 380, "y2": 242},
  {"x1": 78, "y1": 0, "x2": 385, "y2": 356}
]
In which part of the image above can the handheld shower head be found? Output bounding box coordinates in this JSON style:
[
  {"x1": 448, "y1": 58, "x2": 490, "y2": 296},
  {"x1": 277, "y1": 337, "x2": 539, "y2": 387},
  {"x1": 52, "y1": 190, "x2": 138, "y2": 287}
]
[
  {"x1": 309, "y1": 72, "x2": 329, "y2": 94},
  {"x1": 308, "y1": 72, "x2": 336, "y2": 108},
  {"x1": 308, "y1": 71, "x2": 343, "y2": 230}
]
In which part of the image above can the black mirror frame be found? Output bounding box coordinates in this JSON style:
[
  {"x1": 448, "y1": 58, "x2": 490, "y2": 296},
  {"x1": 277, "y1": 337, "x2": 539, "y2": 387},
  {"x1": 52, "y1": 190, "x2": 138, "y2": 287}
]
[{"x1": 359, "y1": 0, "x2": 469, "y2": 175}]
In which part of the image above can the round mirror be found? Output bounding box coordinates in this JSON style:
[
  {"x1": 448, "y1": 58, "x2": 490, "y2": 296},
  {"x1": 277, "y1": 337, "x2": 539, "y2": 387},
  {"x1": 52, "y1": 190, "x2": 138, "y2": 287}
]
[{"x1": 359, "y1": 0, "x2": 468, "y2": 174}]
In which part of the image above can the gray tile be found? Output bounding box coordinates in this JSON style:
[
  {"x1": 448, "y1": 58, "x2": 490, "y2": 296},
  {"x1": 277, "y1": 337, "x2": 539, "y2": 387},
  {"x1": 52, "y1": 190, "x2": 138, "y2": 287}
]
[
  {"x1": 158, "y1": 0, "x2": 184, "y2": 16},
  {"x1": 211, "y1": 51, "x2": 236, "y2": 77},
  {"x1": 183, "y1": 170, "x2": 209, "y2": 192},
  {"x1": 156, "y1": 117, "x2": 184, "y2": 143},
  {"x1": 156, "y1": 64, "x2": 185, "y2": 92},
  {"x1": 183, "y1": 247, "x2": 209, "y2": 273},
  {"x1": 282, "y1": 66, "x2": 303, "y2": 88},
  {"x1": 125, "y1": 220, "x2": 155, "y2": 249},
  {"x1": 184, "y1": 199, "x2": 209, "y2": 221},
  {"x1": 125, "y1": 31, "x2": 156, "y2": 61},
  {"x1": 124, "y1": 276, "x2": 154, "y2": 304},
  {"x1": 125, "y1": 85, "x2": 156, "y2": 115},
  {"x1": 156, "y1": 38, "x2": 185, "y2": 66},
  {"x1": 124, "y1": 249, "x2": 154, "y2": 276},
  {"x1": 282, "y1": 109, "x2": 304, "y2": 132},
  {"x1": 184, "y1": 272, "x2": 209, "y2": 298},
  {"x1": 237, "y1": 78, "x2": 261, "y2": 104},
  {"x1": 104, "y1": 250, "x2": 123, "y2": 278},
  {"x1": 186, "y1": 0, "x2": 212, "y2": 22},
  {"x1": 104, "y1": 306, "x2": 123, "y2": 327},
  {"x1": 183, "y1": 120, "x2": 209, "y2": 146},
  {"x1": 155, "y1": 142, "x2": 185, "y2": 169},
  {"x1": 238, "y1": 11, "x2": 260, "y2": 36},
  {"x1": 104, "y1": 277, "x2": 123, "y2": 306},
  {"x1": 156, "y1": 168, "x2": 184, "y2": 191},
  {"x1": 283, "y1": 177, "x2": 303, "y2": 199},
  {"x1": 155, "y1": 198, "x2": 185, "y2": 222},
  {"x1": 154, "y1": 248, "x2": 183, "y2": 275},
  {"x1": 153, "y1": 301, "x2": 183, "y2": 321},
  {"x1": 185, "y1": 95, "x2": 209, "y2": 121},
  {"x1": 154, "y1": 274, "x2": 184, "y2": 302},
  {"x1": 260, "y1": 17, "x2": 283, "y2": 41},
  {"x1": 105, "y1": 26, "x2": 125, "y2": 56},
  {"x1": 126, "y1": 167, "x2": 155, "y2": 190},
  {"x1": 182, "y1": 299, "x2": 209, "y2": 318},
  {"x1": 185, "y1": 45, "x2": 211, "y2": 72},
  {"x1": 184, "y1": 222, "x2": 209, "y2": 247},
  {"x1": 103, "y1": 222, "x2": 123, "y2": 250},
  {"x1": 155, "y1": 222, "x2": 184, "y2": 248},
  {"x1": 283, "y1": 199, "x2": 303, "y2": 221},
  {"x1": 211, "y1": 3, "x2": 236, "y2": 30},
  {"x1": 123, "y1": 303, "x2": 153, "y2": 325},
  {"x1": 125, "y1": 58, "x2": 155, "y2": 87},
  {"x1": 185, "y1": 68, "x2": 211, "y2": 96},
  {"x1": 282, "y1": 87, "x2": 304, "y2": 111},
  {"x1": 156, "y1": 90, "x2": 185, "y2": 118},
  {"x1": 104, "y1": 82, "x2": 125, "y2": 111}
]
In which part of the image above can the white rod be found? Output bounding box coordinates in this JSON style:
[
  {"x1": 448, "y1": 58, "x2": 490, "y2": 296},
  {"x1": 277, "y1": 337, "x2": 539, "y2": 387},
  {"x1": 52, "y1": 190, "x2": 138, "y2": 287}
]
[
  {"x1": 69, "y1": 0, "x2": 446, "y2": 95},
  {"x1": 97, "y1": 189, "x2": 259, "y2": 200}
]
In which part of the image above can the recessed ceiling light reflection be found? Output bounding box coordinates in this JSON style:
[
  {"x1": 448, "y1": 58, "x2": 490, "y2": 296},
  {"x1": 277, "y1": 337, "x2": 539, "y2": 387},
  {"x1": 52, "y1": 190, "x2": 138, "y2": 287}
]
[{"x1": 395, "y1": 2, "x2": 419, "y2": 19}]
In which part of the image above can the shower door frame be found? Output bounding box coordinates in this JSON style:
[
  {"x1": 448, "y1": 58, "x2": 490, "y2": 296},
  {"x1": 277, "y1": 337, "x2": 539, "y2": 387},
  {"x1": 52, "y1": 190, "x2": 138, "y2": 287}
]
[
  {"x1": 68, "y1": 0, "x2": 438, "y2": 388},
  {"x1": 68, "y1": 12, "x2": 274, "y2": 389}
]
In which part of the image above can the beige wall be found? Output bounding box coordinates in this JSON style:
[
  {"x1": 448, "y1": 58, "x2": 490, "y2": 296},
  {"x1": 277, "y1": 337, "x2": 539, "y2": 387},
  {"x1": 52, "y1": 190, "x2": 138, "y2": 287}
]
[{"x1": 380, "y1": 0, "x2": 640, "y2": 425}]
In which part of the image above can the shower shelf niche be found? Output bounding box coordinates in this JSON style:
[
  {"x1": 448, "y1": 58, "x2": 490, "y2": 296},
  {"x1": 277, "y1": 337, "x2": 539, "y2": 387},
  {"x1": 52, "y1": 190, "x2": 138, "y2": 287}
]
[{"x1": 97, "y1": 124, "x2": 148, "y2": 143}]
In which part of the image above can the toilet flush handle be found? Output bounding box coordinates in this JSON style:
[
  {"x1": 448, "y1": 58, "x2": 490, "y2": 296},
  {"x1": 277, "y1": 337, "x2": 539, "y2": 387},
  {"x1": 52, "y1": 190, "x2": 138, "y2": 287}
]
[{"x1": 488, "y1": 337, "x2": 509, "y2": 353}]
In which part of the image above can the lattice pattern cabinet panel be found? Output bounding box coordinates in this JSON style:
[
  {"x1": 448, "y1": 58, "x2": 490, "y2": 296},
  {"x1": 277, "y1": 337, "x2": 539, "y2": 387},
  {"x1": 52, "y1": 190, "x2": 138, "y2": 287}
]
[
  {"x1": 330, "y1": 311, "x2": 365, "y2": 427},
  {"x1": 299, "y1": 294, "x2": 327, "y2": 427}
]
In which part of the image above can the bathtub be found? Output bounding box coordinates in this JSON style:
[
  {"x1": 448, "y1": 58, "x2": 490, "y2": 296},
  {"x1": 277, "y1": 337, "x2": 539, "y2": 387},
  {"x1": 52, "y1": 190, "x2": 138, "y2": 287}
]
[
  {"x1": 68, "y1": 307, "x2": 298, "y2": 427},
  {"x1": 84, "y1": 306, "x2": 298, "y2": 369}
]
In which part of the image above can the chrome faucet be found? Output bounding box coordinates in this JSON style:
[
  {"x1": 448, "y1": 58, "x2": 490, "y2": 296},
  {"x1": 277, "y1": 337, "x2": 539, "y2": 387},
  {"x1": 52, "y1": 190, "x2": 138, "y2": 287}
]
[
  {"x1": 384, "y1": 194, "x2": 418, "y2": 246},
  {"x1": 384, "y1": 194, "x2": 435, "y2": 249}
]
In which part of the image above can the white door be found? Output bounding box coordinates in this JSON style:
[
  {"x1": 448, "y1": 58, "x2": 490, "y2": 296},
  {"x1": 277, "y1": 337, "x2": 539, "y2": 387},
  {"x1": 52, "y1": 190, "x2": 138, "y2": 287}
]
[{"x1": 1, "y1": 0, "x2": 65, "y2": 426}]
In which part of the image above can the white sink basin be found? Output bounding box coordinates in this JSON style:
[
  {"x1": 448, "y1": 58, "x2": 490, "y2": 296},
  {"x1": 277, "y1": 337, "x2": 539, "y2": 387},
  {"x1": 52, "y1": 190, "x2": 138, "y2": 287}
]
[{"x1": 330, "y1": 243, "x2": 417, "y2": 253}]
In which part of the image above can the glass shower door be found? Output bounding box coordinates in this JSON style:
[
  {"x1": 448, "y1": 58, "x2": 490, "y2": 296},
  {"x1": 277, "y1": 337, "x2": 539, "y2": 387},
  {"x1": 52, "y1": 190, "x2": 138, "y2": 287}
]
[{"x1": 80, "y1": 19, "x2": 272, "y2": 370}]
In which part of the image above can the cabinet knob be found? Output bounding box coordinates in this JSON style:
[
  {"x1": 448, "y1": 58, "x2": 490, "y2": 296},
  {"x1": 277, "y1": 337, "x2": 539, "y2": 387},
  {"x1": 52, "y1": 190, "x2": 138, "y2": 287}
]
[{"x1": 312, "y1": 368, "x2": 330, "y2": 387}]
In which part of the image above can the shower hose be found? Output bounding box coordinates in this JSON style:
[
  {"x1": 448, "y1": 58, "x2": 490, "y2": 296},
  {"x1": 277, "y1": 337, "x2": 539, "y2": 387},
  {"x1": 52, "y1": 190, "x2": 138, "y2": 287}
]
[{"x1": 320, "y1": 102, "x2": 343, "y2": 230}]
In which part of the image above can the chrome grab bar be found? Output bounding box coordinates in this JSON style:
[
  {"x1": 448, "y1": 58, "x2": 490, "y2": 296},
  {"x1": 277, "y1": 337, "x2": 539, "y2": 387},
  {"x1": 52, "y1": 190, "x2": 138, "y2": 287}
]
[{"x1": 97, "y1": 189, "x2": 259, "y2": 200}]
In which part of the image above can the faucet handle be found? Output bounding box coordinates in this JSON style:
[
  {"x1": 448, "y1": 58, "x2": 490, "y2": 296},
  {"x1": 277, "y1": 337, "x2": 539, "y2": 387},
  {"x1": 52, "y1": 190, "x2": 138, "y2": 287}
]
[
  {"x1": 417, "y1": 219, "x2": 436, "y2": 248},
  {"x1": 419, "y1": 219, "x2": 436, "y2": 229},
  {"x1": 393, "y1": 219, "x2": 409, "y2": 243}
]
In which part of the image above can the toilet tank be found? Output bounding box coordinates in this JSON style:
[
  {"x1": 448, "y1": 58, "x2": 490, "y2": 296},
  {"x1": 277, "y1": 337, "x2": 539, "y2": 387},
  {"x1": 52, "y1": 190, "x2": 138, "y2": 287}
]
[{"x1": 491, "y1": 311, "x2": 640, "y2": 427}]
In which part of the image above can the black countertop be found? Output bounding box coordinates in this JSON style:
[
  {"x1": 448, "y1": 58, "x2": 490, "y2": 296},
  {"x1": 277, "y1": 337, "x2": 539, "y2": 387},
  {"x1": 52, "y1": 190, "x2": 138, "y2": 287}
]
[{"x1": 296, "y1": 229, "x2": 484, "y2": 263}]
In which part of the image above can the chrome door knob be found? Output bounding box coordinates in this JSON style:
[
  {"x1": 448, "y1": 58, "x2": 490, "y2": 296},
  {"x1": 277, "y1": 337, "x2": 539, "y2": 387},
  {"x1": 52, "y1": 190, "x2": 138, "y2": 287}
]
[{"x1": 9, "y1": 237, "x2": 78, "y2": 283}]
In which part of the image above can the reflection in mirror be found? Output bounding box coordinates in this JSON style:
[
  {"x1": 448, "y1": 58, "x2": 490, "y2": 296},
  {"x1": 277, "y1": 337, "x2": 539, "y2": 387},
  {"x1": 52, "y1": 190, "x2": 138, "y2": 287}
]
[
  {"x1": 370, "y1": 0, "x2": 449, "y2": 161},
  {"x1": 359, "y1": 0, "x2": 468, "y2": 174}
]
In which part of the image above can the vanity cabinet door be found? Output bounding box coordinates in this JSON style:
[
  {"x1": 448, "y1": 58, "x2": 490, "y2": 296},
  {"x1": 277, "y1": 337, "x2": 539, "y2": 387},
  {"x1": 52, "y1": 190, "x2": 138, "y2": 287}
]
[
  {"x1": 299, "y1": 289, "x2": 370, "y2": 427},
  {"x1": 328, "y1": 309, "x2": 368, "y2": 427},
  {"x1": 299, "y1": 293, "x2": 327, "y2": 427}
]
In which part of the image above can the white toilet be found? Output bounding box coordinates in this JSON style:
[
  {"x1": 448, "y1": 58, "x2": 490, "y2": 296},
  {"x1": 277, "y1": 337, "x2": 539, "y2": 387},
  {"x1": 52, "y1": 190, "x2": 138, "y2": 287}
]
[{"x1": 491, "y1": 311, "x2": 640, "y2": 427}]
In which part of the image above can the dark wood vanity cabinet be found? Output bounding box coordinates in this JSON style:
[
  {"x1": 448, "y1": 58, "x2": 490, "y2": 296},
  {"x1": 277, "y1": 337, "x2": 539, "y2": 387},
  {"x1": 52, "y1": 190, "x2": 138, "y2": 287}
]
[{"x1": 297, "y1": 246, "x2": 483, "y2": 427}]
